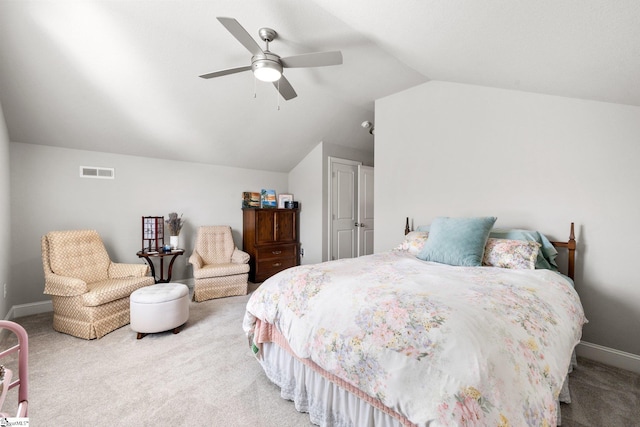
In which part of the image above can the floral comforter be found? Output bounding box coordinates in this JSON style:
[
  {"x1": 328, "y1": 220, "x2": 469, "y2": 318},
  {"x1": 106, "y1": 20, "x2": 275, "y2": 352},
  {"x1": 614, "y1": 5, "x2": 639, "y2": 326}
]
[{"x1": 243, "y1": 251, "x2": 586, "y2": 426}]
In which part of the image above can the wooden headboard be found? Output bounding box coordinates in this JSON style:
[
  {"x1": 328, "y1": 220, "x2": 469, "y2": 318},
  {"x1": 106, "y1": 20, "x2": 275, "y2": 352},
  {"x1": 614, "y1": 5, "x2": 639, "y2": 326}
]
[
  {"x1": 404, "y1": 218, "x2": 576, "y2": 280},
  {"x1": 549, "y1": 222, "x2": 576, "y2": 281}
]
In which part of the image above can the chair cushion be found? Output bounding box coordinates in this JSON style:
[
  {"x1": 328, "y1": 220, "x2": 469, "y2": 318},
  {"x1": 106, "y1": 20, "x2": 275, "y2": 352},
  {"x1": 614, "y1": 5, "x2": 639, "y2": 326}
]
[
  {"x1": 47, "y1": 230, "x2": 110, "y2": 283},
  {"x1": 82, "y1": 277, "x2": 154, "y2": 307},
  {"x1": 195, "y1": 226, "x2": 236, "y2": 264},
  {"x1": 193, "y1": 263, "x2": 250, "y2": 279}
]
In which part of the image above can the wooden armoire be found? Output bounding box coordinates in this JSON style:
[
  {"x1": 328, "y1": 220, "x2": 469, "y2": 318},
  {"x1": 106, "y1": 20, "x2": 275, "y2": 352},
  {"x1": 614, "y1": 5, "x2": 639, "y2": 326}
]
[{"x1": 242, "y1": 208, "x2": 300, "y2": 283}]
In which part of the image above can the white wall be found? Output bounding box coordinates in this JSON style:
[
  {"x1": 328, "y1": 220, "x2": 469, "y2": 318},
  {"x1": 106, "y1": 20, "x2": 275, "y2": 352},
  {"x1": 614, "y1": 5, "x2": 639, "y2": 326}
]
[
  {"x1": 375, "y1": 81, "x2": 640, "y2": 357},
  {"x1": 289, "y1": 143, "x2": 323, "y2": 265},
  {"x1": 0, "y1": 103, "x2": 10, "y2": 318},
  {"x1": 9, "y1": 142, "x2": 288, "y2": 307}
]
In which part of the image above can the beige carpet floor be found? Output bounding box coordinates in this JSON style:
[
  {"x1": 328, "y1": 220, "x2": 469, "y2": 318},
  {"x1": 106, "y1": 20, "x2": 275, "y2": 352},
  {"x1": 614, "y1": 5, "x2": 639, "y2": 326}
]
[{"x1": 1, "y1": 285, "x2": 639, "y2": 426}]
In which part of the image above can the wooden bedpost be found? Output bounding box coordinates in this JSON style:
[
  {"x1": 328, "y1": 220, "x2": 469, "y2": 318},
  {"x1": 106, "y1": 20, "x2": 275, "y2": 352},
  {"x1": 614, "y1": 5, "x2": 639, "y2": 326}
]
[
  {"x1": 550, "y1": 222, "x2": 576, "y2": 281},
  {"x1": 567, "y1": 222, "x2": 576, "y2": 281},
  {"x1": 405, "y1": 217, "x2": 410, "y2": 235}
]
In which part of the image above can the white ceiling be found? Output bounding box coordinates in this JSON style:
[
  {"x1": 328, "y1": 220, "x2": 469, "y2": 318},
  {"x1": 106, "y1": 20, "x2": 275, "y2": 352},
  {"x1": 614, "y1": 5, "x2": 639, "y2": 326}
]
[{"x1": 1, "y1": 1, "x2": 639, "y2": 172}]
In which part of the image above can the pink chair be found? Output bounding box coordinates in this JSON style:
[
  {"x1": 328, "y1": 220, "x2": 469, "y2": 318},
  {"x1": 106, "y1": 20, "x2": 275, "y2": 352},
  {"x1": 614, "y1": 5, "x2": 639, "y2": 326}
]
[{"x1": 0, "y1": 320, "x2": 28, "y2": 417}]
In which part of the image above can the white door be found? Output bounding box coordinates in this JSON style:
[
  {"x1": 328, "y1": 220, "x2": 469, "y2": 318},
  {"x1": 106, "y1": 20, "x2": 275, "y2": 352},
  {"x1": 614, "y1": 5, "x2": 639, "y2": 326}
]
[
  {"x1": 329, "y1": 158, "x2": 375, "y2": 261},
  {"x1": 330, "y1": 159, "x2": 358, "y2": 260},
  {"x1": 357, "y1": 165, "x2": 374, "y2": 256}
]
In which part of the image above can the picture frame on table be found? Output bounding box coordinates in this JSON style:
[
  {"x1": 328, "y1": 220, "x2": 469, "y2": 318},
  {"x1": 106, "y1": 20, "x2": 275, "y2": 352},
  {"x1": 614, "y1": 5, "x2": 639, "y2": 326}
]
[{"x1": 278, "y1": 193, "x2": 294, "y2": 209}]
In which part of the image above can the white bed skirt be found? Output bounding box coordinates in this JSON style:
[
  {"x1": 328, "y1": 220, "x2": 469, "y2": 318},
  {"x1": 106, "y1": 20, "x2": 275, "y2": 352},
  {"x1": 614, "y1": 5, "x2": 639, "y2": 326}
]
[
  {"x1": 258, "y1": 341, "x2": 577, "y2": 427},
  {"x1": 260, "y1": 341, "x2": 410, "y2": 427}
]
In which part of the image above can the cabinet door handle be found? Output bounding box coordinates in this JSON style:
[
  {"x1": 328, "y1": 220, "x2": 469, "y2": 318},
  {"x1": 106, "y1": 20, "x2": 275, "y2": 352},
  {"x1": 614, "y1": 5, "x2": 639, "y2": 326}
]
[
  {"x1": 272, "y1": 250, "x2": 282, "y2": 254},
  {"x1": 272, "y1": 262, "x2": 282, "y2": 267}
]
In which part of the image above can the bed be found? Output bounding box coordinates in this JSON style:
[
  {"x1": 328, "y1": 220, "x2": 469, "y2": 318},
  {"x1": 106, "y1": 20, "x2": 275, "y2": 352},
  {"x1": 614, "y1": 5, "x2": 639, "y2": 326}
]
[{"x1": 243, "y1": 217, "x2": 586, "y2": 426}]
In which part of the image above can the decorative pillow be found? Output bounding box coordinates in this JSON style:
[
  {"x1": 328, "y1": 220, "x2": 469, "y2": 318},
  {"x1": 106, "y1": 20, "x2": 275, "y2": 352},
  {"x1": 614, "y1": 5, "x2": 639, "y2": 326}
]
[
  {"x1": 394, "y1": 231, "x2": 429, "y2": 255},
  {"x1": 482, "y1": 238, "x2": 541, "y2": 270},
  {"x1": 488, "y1": 228, "x2": 558, "y2": 271},
  {"x1": 417, "y1": 216, "x2": 497, "y2": 266}
]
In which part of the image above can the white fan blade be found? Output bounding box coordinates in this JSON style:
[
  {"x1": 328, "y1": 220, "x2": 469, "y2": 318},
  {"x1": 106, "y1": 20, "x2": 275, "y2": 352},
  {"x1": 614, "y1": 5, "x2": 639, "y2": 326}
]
[
  {"x1": 281, "y1": 51, "x2": 343, "y2": 68},
  {"x1": 273, "y1": 75, "x2": 297, "y2": 100},
  {"x1": 217, "y1": 17, "x2": 264, "y2": 57},
  {"x1": 199, "y1": 65, "x2": 252, "y2": 79}
]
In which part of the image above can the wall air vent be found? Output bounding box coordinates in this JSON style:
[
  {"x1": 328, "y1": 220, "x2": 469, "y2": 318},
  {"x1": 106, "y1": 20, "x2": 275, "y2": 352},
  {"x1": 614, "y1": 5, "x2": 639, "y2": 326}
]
[{"x1": 80, "y1": 166, "x2": 115, "y2": 179}]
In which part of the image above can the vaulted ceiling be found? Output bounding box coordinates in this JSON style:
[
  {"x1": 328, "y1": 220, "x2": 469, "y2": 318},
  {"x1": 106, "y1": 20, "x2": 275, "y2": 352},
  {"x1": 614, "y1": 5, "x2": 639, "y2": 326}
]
[{"x1": 1, "y1": 1, "x2": 638, "y2": 172}]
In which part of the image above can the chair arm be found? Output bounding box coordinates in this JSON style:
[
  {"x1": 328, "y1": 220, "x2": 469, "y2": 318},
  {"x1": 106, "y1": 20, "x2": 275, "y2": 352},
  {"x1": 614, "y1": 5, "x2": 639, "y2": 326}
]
[
  {"x1": 189, "y1": 252, "x2": 203, "y2": 269},
  {"x1": 231, "y1": 248, "x2": 250, "y2": 264},
  {"x1": 109, "y1": 262, "x2": 150, "y2": 278},
  {"x1": 43, "y1": 273, "x2": 88, "y2": 296}
]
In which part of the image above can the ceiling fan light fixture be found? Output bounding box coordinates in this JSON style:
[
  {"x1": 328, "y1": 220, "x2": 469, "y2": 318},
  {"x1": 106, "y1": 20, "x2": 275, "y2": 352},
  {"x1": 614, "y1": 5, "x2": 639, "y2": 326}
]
[
  {"x1": 253, "y1": 60, "x2": 282, "y2": 82},
  {"x1": 200, "y1": 18, "x2": 342, "y2": 100}
]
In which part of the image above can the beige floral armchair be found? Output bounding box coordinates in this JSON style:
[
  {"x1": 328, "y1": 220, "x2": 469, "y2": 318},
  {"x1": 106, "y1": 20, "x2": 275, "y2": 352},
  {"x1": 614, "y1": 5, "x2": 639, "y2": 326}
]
[
  {"x1": 189, "y1": 226, "x2": 250, "y2": 302},
  {"x1": 41, "y1": 230, "x2": 155, "y2": 339}
]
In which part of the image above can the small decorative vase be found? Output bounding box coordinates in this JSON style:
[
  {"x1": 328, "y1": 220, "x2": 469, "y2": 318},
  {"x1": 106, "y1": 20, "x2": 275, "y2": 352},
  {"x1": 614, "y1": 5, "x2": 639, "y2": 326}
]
[{"x1": 169, "y1": 235, "x2": 179, "y2": 250}]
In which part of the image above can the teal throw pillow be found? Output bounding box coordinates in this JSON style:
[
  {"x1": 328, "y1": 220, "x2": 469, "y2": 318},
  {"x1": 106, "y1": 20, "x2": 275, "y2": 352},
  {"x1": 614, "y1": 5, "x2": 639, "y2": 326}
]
[{"x1": 417, "y1": 216, "x2": 497, "y2": 266}]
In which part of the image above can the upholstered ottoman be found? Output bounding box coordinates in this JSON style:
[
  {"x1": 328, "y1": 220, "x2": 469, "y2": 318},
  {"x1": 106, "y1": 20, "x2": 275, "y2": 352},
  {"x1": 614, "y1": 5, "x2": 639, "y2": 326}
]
[{"x1": 130, "y1": 283, "x2": 189, "y2": 339}]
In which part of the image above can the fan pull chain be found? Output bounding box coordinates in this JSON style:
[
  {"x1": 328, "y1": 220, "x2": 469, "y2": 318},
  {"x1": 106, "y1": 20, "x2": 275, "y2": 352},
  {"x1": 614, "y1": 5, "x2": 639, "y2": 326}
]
[
  {"x1": 277, "y1": 79, "x2": 280, "y2": 111},
  {"x1": 253, "y1": 75, "x2": 257, "y2": 99}
]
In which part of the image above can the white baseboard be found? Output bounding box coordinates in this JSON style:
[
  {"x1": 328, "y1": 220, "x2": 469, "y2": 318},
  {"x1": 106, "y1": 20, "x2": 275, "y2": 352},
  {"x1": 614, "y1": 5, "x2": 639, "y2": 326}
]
[
  {"x1": 4, "y1": 300, "x2": 53, "y2": 320},
  {"x1": 576, "y1": 341, "x2": 640, "y2": 375},
  {"x1": 0, "y1": 300, "x2": 53, "y2": 342}
]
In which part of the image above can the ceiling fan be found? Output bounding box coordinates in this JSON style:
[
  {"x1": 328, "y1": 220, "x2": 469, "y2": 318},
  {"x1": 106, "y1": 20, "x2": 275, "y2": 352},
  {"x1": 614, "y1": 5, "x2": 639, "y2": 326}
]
[{"x1": 199, "y1": 17, "x2": 343, "y2": 101}]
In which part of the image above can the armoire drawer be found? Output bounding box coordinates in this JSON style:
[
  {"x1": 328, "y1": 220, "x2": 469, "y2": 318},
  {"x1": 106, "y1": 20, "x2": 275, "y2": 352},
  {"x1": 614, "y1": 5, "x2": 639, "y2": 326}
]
[
  {"x1": 255, "y1": 244, "x2": 297, "y2": 259},
  {"x1": 255, "y1": 257, "x2": 298, "y2": 281}
]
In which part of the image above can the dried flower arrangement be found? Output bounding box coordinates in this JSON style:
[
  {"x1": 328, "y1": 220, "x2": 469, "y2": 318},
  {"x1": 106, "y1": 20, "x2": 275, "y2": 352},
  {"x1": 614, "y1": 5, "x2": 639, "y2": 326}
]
[{"x1": 165, "y1": 212, "x2": 184, "y2": 236}]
